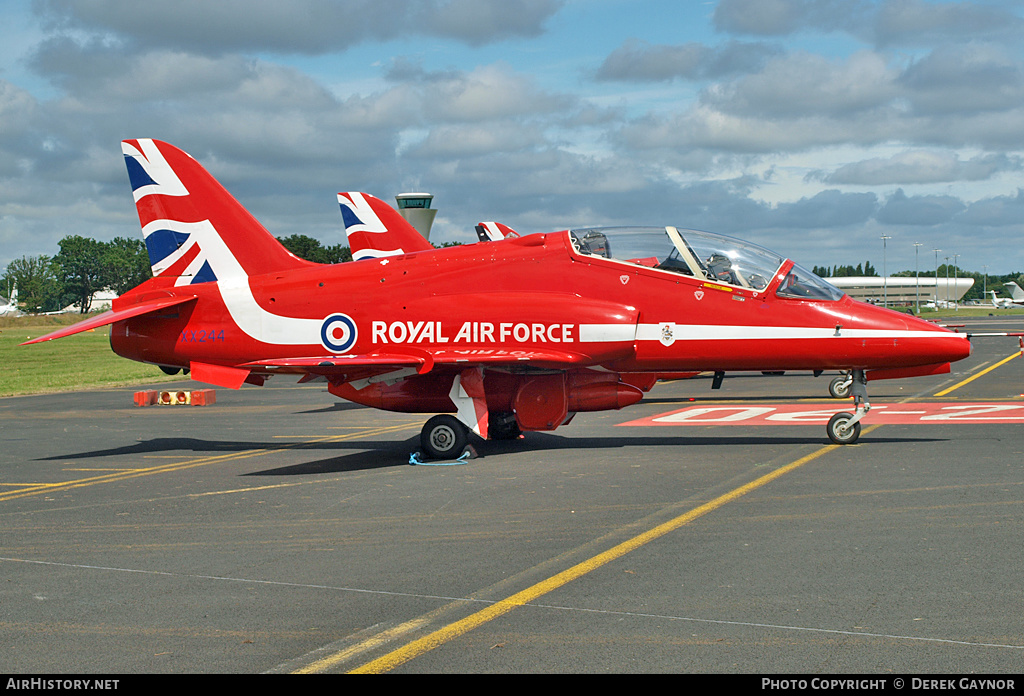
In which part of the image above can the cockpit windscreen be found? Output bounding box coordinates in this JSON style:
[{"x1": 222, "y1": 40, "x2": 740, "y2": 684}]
[{"x1": 568, "y1": 226, "x2": 843, "y2": 301}]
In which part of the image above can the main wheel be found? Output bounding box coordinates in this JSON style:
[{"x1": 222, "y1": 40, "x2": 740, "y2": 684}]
[
  {"x1": 826, "y1": 412, "x2": 861, "y2": 445},
  {"x1": 828, "y1": 375, "x2": 851, "y2": 399},
  {"x1": 420, "y1": 415, "x2": 469, "y2": 460}
]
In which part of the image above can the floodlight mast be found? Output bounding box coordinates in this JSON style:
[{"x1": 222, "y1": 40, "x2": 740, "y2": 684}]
[
  {"x1": 880, "y1": 234, "x2": 891, "y2": 307},
  {"x1": 914, "y1": 242, "x2": 923, "y2": 314}
]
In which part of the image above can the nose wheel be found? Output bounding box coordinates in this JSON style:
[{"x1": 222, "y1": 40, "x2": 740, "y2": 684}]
[
  {"x1": 827, "y1": 412, "x2": 861, "y2": 444},
  {"x1": 827, "y1": 369, "x2": 869, "y2": 444}
]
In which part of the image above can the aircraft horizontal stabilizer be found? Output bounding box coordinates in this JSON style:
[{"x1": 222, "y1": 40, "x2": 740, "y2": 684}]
[
  {"x1": 189, "y1": 362, "x2": 251, "y2": 390},
  {"x1": 20, "y1": 296, "x2": 197, "y2": 345}
]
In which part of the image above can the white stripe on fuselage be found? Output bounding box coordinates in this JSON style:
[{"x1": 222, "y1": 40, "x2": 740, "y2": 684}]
[
  {"x1": 580, "y1": 323, "x2": 963, "y2": 343},
  {"x1": 145, "y1": 218, "x2": 322, "y2": 346}
]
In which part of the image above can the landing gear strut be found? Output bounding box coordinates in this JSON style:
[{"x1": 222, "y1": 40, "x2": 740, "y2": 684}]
[
  {"x1": 487, "y1": 411, "x2": 522, "y2": 441},
  {"x1": 826, "y1": 369, "x2": 869, "y2": 445}
]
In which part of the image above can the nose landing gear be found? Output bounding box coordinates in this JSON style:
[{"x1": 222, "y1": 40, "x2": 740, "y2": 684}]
[
  {"x1": 828, "y1": 372, "x2": 852, "y2": 399},
  {"x1": 826, "y1": 369, "x2": 869, "y2": 445}
]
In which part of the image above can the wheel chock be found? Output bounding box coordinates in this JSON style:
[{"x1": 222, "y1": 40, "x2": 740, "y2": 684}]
[
  {"x1": 409, "y1": 445, "x2": 478, "y2": 466},
  {"x1": 133, "y1": 389, "x2": 216, "y2": 406}
]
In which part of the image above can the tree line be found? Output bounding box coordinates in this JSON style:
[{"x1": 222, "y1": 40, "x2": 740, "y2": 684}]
[
  {"x1": 2, "y1": 236, "x2": 151, "y2": 314},
  {"x1": 1, "y1": 234, "x2": 354, "y2": 314},
  {"x1": 812, "y1": 262, "x2": 878, "y2": 278}
]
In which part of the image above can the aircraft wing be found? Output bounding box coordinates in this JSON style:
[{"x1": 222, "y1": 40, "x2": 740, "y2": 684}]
[
  {"x1": 20, "y1": 295, "x2": 198, "y2": 345},
  {"x1": 194, "y1": 347, "x2": 600, "y2": 391},
  {"x1": 240, "y1": 346, "x2": 594, "y2": 377}
]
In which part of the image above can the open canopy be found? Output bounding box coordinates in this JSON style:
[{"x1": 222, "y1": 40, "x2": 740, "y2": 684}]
[{"x1": 568, "y1": 226, "x2": 844, "y2": 302}]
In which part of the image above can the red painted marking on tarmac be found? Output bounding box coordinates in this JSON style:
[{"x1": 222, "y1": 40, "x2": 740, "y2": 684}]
[{"x1": 619, "y1": 403, "x2": 1024, "y2": 427}]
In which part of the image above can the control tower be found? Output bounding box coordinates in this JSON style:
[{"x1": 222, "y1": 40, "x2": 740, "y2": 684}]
[{"x1": 395, "y1": 192, "x2": 437, "y2": 240}]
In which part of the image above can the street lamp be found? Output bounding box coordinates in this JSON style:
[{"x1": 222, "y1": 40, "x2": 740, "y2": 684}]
[
  {"x1": 944, "y1": 256, "x2": 950, "y2": 307},
  {"x1": 880, "y1": 234, "x2": 891, "y2": 307},
  {"x1": 933, "y1": 249, "x2": 941, "y2": 311},
  {"x1": 952, "y1": 254, "x2": 960, "y2": 311},
  {"x1": 914, "y1": 242, "x2": 923, "y2": 314}
]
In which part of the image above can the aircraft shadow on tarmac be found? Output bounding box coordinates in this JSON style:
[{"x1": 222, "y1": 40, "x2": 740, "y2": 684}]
[
  {"x1": 242, "y1": 431, "x2": 951, "y2": 476},
  {"x1": 293, "y1": 402, "x2": 364, "y2": 415},
  {"x1": 37, "y1": 431, "x2": 949, "y2": 477}
]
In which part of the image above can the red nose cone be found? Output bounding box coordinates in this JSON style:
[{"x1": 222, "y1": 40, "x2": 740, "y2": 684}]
[{"x1": 849, "y1": 303, "x2": 972, "y2": 368}]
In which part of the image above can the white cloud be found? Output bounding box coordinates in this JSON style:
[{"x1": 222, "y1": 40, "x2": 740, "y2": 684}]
[
  {"x1": 596, "y1": 38, "x2": 781, "y2": 82},
  {"x1": 821, "y1": 151, "x2": 1022, "y2": 185},
  {"x1": 34, "y1": 0, "x2": 564, "y2": 54}
]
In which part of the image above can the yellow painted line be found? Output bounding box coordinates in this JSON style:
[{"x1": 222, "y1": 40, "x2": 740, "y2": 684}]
[
  {"x1": 188, "y1": 482, "x2": 312, "y2": 497},
  {"x1": 934, "y1": 352, "x2": 1021, "y2": 397},
  {"x1": 64, "y1": 468, "x2": 149, "y2": 472},
  {"x1": 0, "y1": 422, "x2": 418, "y2": 503},
  {"x1": 0, "y1": 449, "x2": 271, "y2": 502},
  {"x1": 293, "y1": 619, "x2": 431, "y2": 674},
  {"x1": 1, "y1": 482, "x2": 65, "y2": 488},
  {"x1": 344, "y1": 432, "x2": 879, "y2": 674}
]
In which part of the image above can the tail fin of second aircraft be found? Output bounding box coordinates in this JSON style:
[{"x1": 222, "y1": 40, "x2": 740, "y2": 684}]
[
  {"x1": 338, "y1": 192, "x2": 434, "y2": 261},
  {"x1": 475, "y1": 221, "x2": 520, "y2": 241},
  {"x1": 122, "y1": 139, "x2": 313, "y2": 286}
]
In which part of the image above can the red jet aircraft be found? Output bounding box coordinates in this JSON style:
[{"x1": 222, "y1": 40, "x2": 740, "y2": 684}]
[{"x1": 25, "y1": 139, "x2": 972, "y2": 457}]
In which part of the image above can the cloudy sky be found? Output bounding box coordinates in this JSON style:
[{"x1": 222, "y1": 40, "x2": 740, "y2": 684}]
[{"x1": 3, "y1": 0, "x2": 1024, "y2": 275}]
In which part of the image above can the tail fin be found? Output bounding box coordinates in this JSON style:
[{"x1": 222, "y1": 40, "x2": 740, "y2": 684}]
[
  {"x1": 337, "y1": 192, "x2": 433, "y2": 261},
  {"x1": 122, "y1": 139, "x2": 312, "y2": 286},
  {"x1": 475, "y1": 221, "x2": 520, "y2": 241},
  {"x1": 1005, "y1": 281, "x2": 1024, "y2": 301}
]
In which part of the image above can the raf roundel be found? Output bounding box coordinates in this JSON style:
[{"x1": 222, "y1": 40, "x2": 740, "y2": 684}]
[{"x1": 321, "y1": 313, "x2": 358, "y2": 353}]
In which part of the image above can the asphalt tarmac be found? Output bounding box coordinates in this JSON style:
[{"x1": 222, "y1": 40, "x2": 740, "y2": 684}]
[{"x1": 2, "y1": 316, "x2": 1023, "y2": 675}]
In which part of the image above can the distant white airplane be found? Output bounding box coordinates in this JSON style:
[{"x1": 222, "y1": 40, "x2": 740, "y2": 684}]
[
  {"x1": 989, "y1": 282, "x2": 1024, "y2": 308},
  {"x1": 0, "y1": 284, "x2": 21, "y2": 317}
]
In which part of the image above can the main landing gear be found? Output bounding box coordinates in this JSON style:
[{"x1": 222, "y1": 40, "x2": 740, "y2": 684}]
[
  {"x1": 420, "y1": 415, "x2": 469, "y2": 460},
  {"x1": 828, "y1": 372, "x2": 852, "y2": 399},
  {"x1": 826, "y1": 369, "x2": 870, "y2": 445},
  {"x1": 419, "y1": 411, "x2": 523, "y2": 460}
]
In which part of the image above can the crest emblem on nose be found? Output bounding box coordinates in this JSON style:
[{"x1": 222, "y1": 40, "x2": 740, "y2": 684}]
[{"x1": 659, "y1": 322, "x2": 676, "y2": 347}]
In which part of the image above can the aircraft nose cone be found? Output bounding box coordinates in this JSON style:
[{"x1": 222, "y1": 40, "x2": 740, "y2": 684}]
[{"x1": 905, "y1": 312, "x2": 972, "y2": 363}]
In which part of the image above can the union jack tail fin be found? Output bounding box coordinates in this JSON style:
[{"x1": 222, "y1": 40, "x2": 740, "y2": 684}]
[
  {"x1": 475, "y1": 221, "x2": 520, "y2": 241},
  {"x1": 122, "y1": 139, "x2": 312, "y2": 286},
  {"x1": 337, "y1": 192, "x2": 433, "y2": 261}
]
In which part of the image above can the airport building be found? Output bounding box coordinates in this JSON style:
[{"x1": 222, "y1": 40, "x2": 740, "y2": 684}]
[{"x1": 828, "y1": 276, "x2": 974, "y2": 307}]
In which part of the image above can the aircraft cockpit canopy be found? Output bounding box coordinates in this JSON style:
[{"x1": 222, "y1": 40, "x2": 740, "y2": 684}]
[{"x1": 568, "y1": 226, "x2": 844, "y2": 301}]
